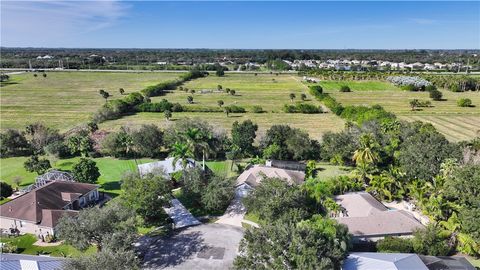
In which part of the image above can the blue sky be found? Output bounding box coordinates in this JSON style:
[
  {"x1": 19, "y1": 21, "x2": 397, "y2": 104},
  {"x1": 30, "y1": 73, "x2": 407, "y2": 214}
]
[{"x1": 1, "y1": 1, "x2": 479, "y2": 49}]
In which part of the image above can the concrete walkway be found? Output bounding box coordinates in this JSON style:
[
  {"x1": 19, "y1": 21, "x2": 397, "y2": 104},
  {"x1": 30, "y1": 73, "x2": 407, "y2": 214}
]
[
  {"x1": 163, "y1": 199, "x2": 201, "y2": 229},
  {"x1": 215, "y1": 196, "x2": 246, "y2": 227}
]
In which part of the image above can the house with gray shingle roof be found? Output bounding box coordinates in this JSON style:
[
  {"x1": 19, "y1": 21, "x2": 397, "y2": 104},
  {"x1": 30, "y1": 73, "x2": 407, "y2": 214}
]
[
  {"x1": 334, "y1": 192, "x2": 424, "y2": 242},
  {"x1": 0, "y1": 254, "x2": 65, "y2": 270}
]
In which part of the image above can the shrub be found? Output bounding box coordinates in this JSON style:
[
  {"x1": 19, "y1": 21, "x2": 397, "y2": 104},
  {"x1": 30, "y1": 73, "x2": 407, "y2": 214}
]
[
  {"x1": 377, "y1": 237, "x2": 414, "y2": 253},
  {"x1": 339, "y1": 85, "x2": 351, "y2": 92},
  {"x1": 0, "y1": 182, "x2": 13, "y2": 199},
  {"x1": 225, "y1": 105, "x2": 246, "y2": 113},
  {"x1": 412, "y1": 224, "x2": 451, "y2": 256},
  {"x1": 72, "y1": 158, "x2": 100, "y2": 184},
  {"x1": 283, "y1": 103, "x2": 322, "y2": 114},
  {"x1": 1, "y1": 243, "x2": 18, "y2": 253},
  {"x1": 429, "y1": 89, "x2": 443, "y2": 101},
  {"x1": 141, "y1": 80, "x2": 178, "y2": 97},
  {"x1": 252, "y1": 106, "x2": 264, "y2": 113},
  {"x1": 136, "y1": 99, "x2": 176, "y2": 112},
  {"x1": 457, "y1": 98, "x2": 473, "y2": 107},
  {"x1": 309, "y1": 85, "x2": 323, "y2": 94}
]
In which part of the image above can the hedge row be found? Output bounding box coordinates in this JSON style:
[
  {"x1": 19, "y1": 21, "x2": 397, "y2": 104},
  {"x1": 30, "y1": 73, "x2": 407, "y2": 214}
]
[
  {"x1": 141, "y1": 70, "x2": 208, "y2": 97},
  {"x1": 283, "y1": 103, "x2": 322, "y2": 114},
  {"x1": 308, "y1": 85, "x2": 395, "y2": 124}
]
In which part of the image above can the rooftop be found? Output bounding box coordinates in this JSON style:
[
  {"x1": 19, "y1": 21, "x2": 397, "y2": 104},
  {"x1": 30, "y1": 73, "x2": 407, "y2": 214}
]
[
  {"x1": 343, "y1": 252, "x2": 429, "y2": 270},
  {"x1": 236, "y1": 165, "x2": 305, "y2": 188}
]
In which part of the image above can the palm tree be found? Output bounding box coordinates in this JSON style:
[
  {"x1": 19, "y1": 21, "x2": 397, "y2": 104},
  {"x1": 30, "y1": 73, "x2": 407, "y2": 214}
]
[
  {"x1": 181, "y1": 127, "x2": 211, "y2": 170},
  {"x1": 300, "y1": 93, "x2": 307, "y2": 101},
  {"x1": 187, "y1": 96, "x2": 194, "y2": 104},
  {"x1": 289, "y1": 93, "x2": 296, "y2": 102},
  {"x1": 217, "y1": 85, "x2": 222, "y2": 91},
  {"x1": 170, "y1": 142, "x2": 194, "y2": 169},
  {"x1": 367, "y1": 172, "x2": 395, "y2": 201},
  {"x1": 119, "y1": 88, "x2": 125, "y2": 95},
  {"x1": 217, "y1": 100, "x2": 224, "y2": 107},
  {"x1": 352, "y1": 133, "x2": 379, "y2": 165}
]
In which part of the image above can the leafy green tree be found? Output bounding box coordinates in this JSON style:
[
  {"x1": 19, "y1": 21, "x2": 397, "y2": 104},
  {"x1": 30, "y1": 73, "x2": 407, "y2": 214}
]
[
  {"x1": 398, "y1": 130, "x2": 460, "y2": 180},
  {"x1": 180, "y1": 167, "x2": 208, "y2": 204},
  {"x1": 99, "y1": 90, "x2": 110, "y2": 102},
  {"x1": 231, "y1": 120, "x2": 258, "y2": 157},
  {"x1": 217, "y1": 85, "x2": 222, "y2": 90},
  {"x1": 230, "y1": 89, "x2": 236, "y2": 96},
  {"x1": 289, "y1": 93, "x2": 296, "y2": 102},
  {"x1": 216, "y1": 69, "x2": 225, "y2": 76},
  {"x1": 412, "y1": 224, "x2": 451, "y2": 256},
  {"x1": 119, "y1": 88, "x2": 125, "y2": 95},
  {"x1": 201, "y1": 176, "x2": 235, "y2": 212},
  {"x1": 187, "y1": 95, "x2": 194, "y2": 104},
  {"x1": 100, "y1": 128, "x2": 133, "y2": 158},
  {"x1": 72, "y1": 158, "x2": 100, "y2": 184},
  {"x1": 57, "y1": 201, "x2": 137, "y2": 252},
  {"x1": 429, "y1": 89, "x2": 443, "y2": 101},
  {"x1": 234, "y1": 216, "x2": 349, "y2": 270},
  {"x1": 164, "y1": 110, "x2": 172, "y2": 121},
  {"x1": 67, "y1": 132, "x2": 93, "y2": 157},
  {"x1": 65, "y1": 248, "x2": 139, "y2": 270},
  {"x1": 24, "y1": 155, "x2": 51, "y2": 175},
  {"x1": 0, "y1": 182, "x2": 13, "y2": 199},
  {"x1": 130, "y1": 124, "x2": 163, "y2": 158},
  {"x1": 321, "y1": 131, "x2": 358, "y2": 165},
  {"x1": 121, "y1": 172, "x2": 171, "y2": 223},
  {"x1": 0, "y1": 129, "x2": 31, "y2": 157},
  {"x1": 217, "y1": 100, "x2": 224, "y2": 107},
  {"x1": 243, "y1": 178, "x2": 312, "y2": 222},
  {"x1": 457, "y1": 98, "x2": 473, "y2": 107},
  {"x1": 340, "y1": 85, "x2": 351, "y2": 92},
  {"x1": 377, "y1": 237, "x2": 414, "y2": 253},
  {"x1": 300, "y1": 93, "x2": 307, "y2": 101},
  {"x1": 25, "y1": 123, "x2": 63, "y2": 154},
  {"x1": 410, "y1": 99, "x2": 420, "y2": 111}
]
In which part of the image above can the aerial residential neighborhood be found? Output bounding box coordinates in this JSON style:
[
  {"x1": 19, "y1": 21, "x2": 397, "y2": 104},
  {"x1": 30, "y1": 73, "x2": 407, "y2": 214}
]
[{"x1": 1, "y1": 1, "x2": 479, "y2": 270}]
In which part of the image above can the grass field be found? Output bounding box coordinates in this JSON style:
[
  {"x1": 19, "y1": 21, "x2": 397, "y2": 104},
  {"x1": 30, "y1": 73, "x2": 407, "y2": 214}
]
[
  {"x1": 313, "y1": 80, "x2": 480, "y2": 142},
  {"x1": 154, "y1": 73, "x2": 314, "y2": 112},
  {"x1": 0, "y1": 157, "x2": 154, "y2": 195},
  {"x1": 0, "y1": 71, "x2": 181, "y2": 130}
]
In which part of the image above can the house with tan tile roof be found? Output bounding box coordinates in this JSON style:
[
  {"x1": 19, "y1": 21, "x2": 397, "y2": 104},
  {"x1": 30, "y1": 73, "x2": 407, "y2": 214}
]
[
  {"x1": 334, "y1": 192, "x2": 424, "y2": 242},
  {"x1": 0, "y1": 181, "x2": 100, "y2": 237},
  {"x1": 235, "y1": 165, "x2": 305, "y2": 188}
]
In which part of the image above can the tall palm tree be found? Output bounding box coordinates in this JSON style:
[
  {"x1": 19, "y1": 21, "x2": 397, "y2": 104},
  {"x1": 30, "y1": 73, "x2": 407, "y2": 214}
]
[
  {"x1": 181, "y1": 128, "x2": 211, "y2": 170},
  {"x1": 352, "y1": 133, "x2": 379, "y2": 165},
  {"x1": 170, "y1": 142, "x2": 194, "y2": 169}
]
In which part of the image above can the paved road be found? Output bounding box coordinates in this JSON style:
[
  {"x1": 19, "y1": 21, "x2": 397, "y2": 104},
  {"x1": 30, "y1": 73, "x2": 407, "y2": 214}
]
[{"x1": 142, "y1": 224, "x2": 244, "y2": 270}]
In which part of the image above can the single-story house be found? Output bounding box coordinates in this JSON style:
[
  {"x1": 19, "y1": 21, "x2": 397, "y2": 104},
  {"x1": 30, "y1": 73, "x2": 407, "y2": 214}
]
[
  {"x1": 236, "y1": 165, "x2": 305, "y2": 189},
  {"x1": 137, "y1": 157, "x2": 197, "y2": 177},
  {"x1": 419, "y1": 255, "x2": 476, "y2": 270},
  {"x1": 342, "y1": 253, "x2": 476, "y2": 270},
  {"x1": 343, "y1": 253, "x2": 429, "y2": 270},
  {"x1": 334, "y1": 192, "x2": 424, "y2": 242},
  {"x1": 0, "y1": 253, "x2": 65, "y2": 270},
  {"x1": 0, "y1": 181, "x2": 100, "y2": 237}
]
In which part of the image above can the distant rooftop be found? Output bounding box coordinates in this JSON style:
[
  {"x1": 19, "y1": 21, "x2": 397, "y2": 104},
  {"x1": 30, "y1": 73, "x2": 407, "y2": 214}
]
[
  {"x1": 236, "y1": 165, "x2": 305, "y2": 188},
  {"x1": 343, "y1": 252, "x2": 428, "y2": 270}
]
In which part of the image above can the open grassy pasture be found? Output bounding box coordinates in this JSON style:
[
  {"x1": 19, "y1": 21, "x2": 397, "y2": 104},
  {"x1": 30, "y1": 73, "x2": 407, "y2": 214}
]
[
  {"x1": 99, "y1": 112, "x2": 344, "y2": 141},
  {"x1": 0, "y1": 71, "x2": 181, "y2": 131},
  {"x1": 153, "y1": 73, "x2": 315, "y2": 111},
  {"x1": 317, "y1": 81, "x2": 479, "y2": 142},
  {"x1": 0, "y1": 157, "x2": 153, "y2": 195},
  {"x1": 399, "y1": 114, "x2": 480, "y2": 142},
  {"x1": 318, "y1": 80, "x2": 400, "y2": 92}
]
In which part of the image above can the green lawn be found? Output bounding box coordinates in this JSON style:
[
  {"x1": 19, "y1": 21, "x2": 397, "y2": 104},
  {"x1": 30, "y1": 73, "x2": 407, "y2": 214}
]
[
  {"x1": 314, "y1": 162, "x2": 352, "y2": 180},
  {"x1": 206, "y1": 160, "x2": 239, "y2": 178},
  {"x1": 0, "y1": 71, "x2": 182, "y2": 131},
  {"x1": 0, "y1": 157, "x2": 154, "y2": 195},
  {"x1": 0, "y1": 234, "x2": 95, "y2": 257}
]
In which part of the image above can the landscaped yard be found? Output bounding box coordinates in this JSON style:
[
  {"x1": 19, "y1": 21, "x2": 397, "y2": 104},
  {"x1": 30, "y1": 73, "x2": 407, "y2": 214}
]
[
  {"x1": 0, "y1": 234, "x2": 95, "y2": 257},
  {"x1": 314, "y1": 162, "x2": 351, "y2": 180},
  {"x1": 0, "y1": 157, "x2": 154, "y2": 196},
  {"x1": 0, "y1": 71, "x2": 182, "y2": 131}
]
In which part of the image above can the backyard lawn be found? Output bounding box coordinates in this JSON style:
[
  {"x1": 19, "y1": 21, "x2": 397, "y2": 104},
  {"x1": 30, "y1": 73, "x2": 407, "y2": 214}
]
[
  {"x1": 0, "y1": 157, "x2": 154, "y2": 196},
  {"x1": 0, "y1": 234, "x2": 95, "y2": 257}
]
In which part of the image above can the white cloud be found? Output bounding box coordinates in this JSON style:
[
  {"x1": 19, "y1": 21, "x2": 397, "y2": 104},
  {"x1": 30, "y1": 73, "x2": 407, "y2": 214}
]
[{"x1": 1, "y1": 0, "x2": 130, "y2": 46}]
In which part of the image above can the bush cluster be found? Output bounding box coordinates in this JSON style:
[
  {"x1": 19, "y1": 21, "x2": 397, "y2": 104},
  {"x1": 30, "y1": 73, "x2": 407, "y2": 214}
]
[
  {"x1": 283, "y1": 103, "x2": 322, "y2": 114},
  {"x1": 457, "y1": 98, "x2": 473, "y2": 107},
  {"x1": 136, "y1": 99, "x2": 183, "y2": 112}
]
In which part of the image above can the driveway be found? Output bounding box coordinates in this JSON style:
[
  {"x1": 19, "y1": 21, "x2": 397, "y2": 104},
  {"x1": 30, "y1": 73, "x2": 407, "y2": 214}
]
[
  {"x1": 142, "y1": 224, "x2": 244, "y2": 270},
  {"x1": 216, "y1": 184, "x2": 252, "y2": 227},
  {"x1": 163, "y1": 199, "x2": 201, "y2": 229}
]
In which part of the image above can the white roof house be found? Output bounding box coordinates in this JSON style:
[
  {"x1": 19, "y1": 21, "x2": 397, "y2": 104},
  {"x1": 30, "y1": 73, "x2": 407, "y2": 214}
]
[
  {"x1": 343, "y1": 253, "x2": 429, "y2": 270},
  {"x1": 137, "y1": 157, "x2": 196, "y2": 177}
]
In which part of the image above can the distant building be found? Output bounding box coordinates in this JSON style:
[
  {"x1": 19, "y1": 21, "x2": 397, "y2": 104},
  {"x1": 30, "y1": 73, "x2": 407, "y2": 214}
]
[
  {"x1": 334, "y1": 192, "x2": 424, "y2": 242},
  {"x1": 0, "y1": 181, "x2": 100, "y2": 237}
]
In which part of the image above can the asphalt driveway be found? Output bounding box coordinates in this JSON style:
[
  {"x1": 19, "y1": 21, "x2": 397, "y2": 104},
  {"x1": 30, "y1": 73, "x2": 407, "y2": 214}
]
[{"x1": 142, "y1": 223, "x2": 244, "y2": 270}]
